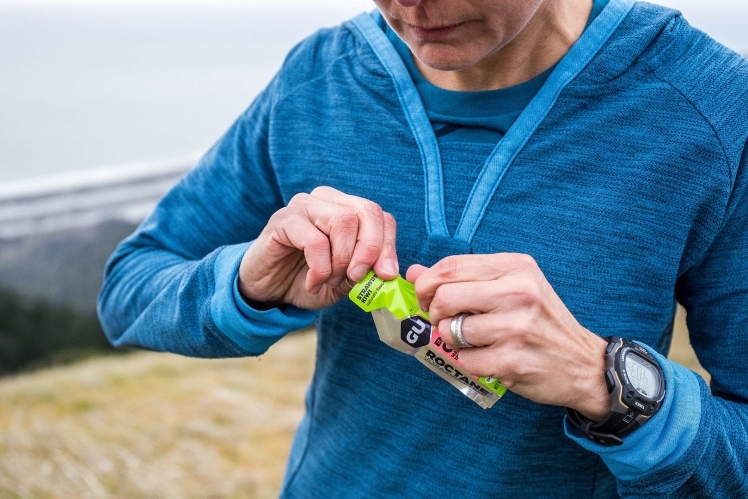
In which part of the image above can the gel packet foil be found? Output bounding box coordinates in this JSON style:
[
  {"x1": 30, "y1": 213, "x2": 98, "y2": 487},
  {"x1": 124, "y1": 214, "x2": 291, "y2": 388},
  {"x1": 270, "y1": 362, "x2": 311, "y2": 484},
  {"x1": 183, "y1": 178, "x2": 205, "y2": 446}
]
[{"x1": 349, "y1": 270, "x2": 507, "y2": 409}]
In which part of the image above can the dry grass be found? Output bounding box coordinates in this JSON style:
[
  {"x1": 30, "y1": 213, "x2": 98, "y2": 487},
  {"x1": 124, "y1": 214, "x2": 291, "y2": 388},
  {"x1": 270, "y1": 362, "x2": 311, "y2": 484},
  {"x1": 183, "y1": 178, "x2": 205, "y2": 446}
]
[
  {"x1": 669, "y1": 306, "x2": 709, "y2": 382},
  {"x1": 0, "y1": 310, "x2": 707, "y2": 499},
  {"x1": 0, "y1": 331, "x2": 317, "y2": 499}
]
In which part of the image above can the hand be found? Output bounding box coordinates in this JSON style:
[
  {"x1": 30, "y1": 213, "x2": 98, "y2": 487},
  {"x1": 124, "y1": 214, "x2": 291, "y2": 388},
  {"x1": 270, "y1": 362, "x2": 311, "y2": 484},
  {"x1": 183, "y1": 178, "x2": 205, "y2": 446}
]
[
  {"x1": 407, "y1": 254, "x2": 609, "y2": 421},
  {"x1": 239, "y1": 186, "x2": 399, "y2": 310}
]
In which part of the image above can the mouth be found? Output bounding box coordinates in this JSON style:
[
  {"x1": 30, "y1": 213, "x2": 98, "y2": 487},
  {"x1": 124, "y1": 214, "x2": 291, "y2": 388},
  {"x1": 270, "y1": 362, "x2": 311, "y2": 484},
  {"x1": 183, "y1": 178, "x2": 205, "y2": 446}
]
[{"x1": 404, "y1": 21, "x2": 465, "y2": 40}]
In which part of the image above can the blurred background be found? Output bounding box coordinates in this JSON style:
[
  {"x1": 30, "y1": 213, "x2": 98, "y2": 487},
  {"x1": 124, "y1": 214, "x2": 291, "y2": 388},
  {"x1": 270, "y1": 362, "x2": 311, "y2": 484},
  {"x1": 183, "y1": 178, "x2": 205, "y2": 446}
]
[{"x1": 0, "y1": 0, "x2": 744, "y2": 497}]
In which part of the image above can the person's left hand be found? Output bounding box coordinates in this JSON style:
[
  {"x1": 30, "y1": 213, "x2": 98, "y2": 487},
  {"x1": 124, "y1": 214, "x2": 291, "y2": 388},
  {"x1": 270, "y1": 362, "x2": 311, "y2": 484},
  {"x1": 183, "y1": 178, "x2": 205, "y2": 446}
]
[{"x1": 407, "y1": 253, "x2": 610, "y2": 420}]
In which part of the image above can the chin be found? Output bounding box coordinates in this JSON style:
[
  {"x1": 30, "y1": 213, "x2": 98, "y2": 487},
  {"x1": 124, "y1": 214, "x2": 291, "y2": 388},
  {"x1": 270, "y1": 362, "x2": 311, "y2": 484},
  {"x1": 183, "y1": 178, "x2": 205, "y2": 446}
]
[{"x1": 412, "y1": 45, "x2": 482, "y2": 72}]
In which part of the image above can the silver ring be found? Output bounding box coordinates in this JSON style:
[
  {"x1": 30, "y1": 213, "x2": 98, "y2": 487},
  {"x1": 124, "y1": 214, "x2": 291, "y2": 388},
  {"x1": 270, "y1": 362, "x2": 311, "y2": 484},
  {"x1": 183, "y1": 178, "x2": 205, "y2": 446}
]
[{"x1": 450, "y1": 313, "x2": 473, "y2": 348}]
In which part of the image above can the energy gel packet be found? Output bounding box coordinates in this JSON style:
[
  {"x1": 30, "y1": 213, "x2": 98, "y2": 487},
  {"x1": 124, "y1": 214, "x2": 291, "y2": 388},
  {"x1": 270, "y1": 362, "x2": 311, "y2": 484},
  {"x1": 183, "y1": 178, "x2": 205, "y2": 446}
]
[{"x1": 349, "y1": 270, "x2": 507, "y2": 409}]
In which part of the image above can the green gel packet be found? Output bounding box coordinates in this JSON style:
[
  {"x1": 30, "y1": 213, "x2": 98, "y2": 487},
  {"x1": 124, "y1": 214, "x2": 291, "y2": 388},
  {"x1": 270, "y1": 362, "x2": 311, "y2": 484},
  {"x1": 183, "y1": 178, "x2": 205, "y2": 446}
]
[{"x1": 349, "y1": 270, "x2": 507, "y2": 409}]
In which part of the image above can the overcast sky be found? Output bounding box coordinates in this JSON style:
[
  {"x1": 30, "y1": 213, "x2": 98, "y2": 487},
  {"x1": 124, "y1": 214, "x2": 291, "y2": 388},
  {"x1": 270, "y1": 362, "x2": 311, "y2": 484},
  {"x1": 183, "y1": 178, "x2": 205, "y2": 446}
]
[
  {"x1": 0, "y1": 0, "x2": 370, "y2": 6},
  {"x1": 0, "y1": 0, "x2": 742, "y2": 10},
  {"x1": 2, "y1": 0, "x2": 740, "y2": 53}
]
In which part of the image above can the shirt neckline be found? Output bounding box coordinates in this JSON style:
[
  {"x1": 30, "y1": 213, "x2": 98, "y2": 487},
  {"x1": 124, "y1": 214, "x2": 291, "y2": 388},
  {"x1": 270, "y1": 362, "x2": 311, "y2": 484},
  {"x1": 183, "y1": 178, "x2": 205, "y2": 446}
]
[{"x1": 351, "y1": 0, "x2": 632, "y2": 243}]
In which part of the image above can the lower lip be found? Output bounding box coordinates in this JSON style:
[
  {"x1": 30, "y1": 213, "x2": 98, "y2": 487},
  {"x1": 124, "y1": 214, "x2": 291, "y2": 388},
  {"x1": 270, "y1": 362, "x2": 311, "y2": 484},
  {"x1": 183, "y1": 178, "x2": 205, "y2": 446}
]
[{"x1": 407, "y1": 23, "x2": 462, "y2": 41}]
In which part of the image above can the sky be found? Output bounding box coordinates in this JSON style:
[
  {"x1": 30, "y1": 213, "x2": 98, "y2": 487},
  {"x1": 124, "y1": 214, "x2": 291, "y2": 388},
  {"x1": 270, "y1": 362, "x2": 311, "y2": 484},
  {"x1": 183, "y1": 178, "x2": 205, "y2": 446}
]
[
  {"x1": 0, "y1": 0, "x2": 743, "y2": 182},
  {"x1": 0, "y1": 0, "x2": 372, "y2": 6},
  {"x1": 0, "y1": 0, "x2": 738, "y2": 10},
  {"x1": 0, "y1": 0, "x2": 743, "y2": 10},
  {"x1": 0, "y1": 0, "x2": 744, "y2": 48}
]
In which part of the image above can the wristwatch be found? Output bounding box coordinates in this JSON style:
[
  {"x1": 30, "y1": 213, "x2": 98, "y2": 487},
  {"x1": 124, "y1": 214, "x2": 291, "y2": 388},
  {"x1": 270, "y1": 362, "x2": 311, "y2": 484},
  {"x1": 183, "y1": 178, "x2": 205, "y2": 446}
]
[{"x1": 566, "y1": 336, "x2": 666, "y2": 446}]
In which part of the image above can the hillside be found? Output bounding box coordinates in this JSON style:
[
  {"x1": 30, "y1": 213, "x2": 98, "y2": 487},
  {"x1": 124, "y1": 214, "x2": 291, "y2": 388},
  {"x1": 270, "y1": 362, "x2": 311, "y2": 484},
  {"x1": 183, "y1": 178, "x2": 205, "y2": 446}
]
[
  {"x1": 0, "y1": 330, "x2": 316, "y2": 499},
  {"x1": 0, "y1": 220, "x2": 138, "y2": 315},
  {"x1": 0, "y1": 312, "x2": 707, "y2": 499}
]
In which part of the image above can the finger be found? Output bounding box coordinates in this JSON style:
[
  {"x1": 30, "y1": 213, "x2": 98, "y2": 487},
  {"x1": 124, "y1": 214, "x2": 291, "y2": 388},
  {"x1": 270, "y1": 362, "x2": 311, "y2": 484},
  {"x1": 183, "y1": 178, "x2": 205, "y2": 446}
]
[
  {"x1": 456, "y1": 346, "x2": 511, "y2": 381},
  {"x1": 345, "y1": 200, "x2": 384, "y2": 282},
  {"x1": 289, "y1": 193, "x2": 384, "y2": 288},
  {"x1": 415, "y1": 253, "x2": 538, "y2": 311},
  {"x1": 457, "y1": 346, "x2": 538, "y2": 392},
  {"x1": 405, "y1": 264, "x2": 428, "y2": 283},
  {"x1": 437, "y1": 315, "x2": 477, "y2": 351},
  {"x1": 426, "y1": 276, "x2": 538, "y2": 325},
  {"x1": 371, "y1": 212, "x2": 399, "y2": 280},
  {"x1": 274, "y1": 213, "x2": 332, "y2": 292},
  {"x1": 309, "y1": 188, "x2": 388, "y2": 282},
  {"x1": 325, "y1": 210, "x2": 359, "y2": 289},
  {"x1": 438, "y1": 311, "x2": 528, "y2": 351}
]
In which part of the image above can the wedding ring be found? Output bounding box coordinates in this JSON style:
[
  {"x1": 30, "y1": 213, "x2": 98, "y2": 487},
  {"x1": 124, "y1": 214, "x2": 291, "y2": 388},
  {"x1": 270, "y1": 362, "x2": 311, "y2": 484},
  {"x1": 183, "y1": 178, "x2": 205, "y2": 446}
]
[{"x1": 450, "y1": 313, "x2": 473, "y2": 348}]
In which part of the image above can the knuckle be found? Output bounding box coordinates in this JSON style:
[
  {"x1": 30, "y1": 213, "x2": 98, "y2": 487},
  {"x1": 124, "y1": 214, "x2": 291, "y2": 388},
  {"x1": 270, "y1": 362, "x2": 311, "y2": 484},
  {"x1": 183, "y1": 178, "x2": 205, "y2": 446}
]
[
  {"x1": 331, "y1": 211, "x2": 358, "y2": 232},
  {"x1": 310, "y1": 185, "x2": 336, "y2": 197},
  {"x1": 436, "y1": 255, "x2": 461, "y2": 280},
  {"x1": 507, "y1": 313, "x2": 536, "y2": 337},
  {"x1": 494, "y1": 356, "x2": 521, "y2": 386},
  {"x1": 289, "y1": 192, "x2": 310, "y2": 206},
  {"x1": 361, "y1": 200, "x2": 384, "y2": 221},
  {"x1": 359, "y1": 240, "x2": 384, "y2": 260},
  {"x1": 383, "y1": 211, "x2": 397, "y2": 229},
  {"x1": 498, "y1": 375, "x2": 517, "y2": 390},
  {"x1": 266, "y1": 208, "x2": 286, "y2": 228},
  {"x1": 515, "y1": 284, "x2": 542, "y2": 306},
  {"x1": 502, "y1": 356, "x2": 522, "y2": 377},
  {"x1": 431, "y1": 286, "x2": 452, "y2": 311},
  {"x1": 307, "y1": 233, "x2": 330, "y2": 252},
  {"x1": 330, "y1": 251, "x2": 350, "y2": 268},
  {"x1": 505, "y1": 354, "x2": 534, "y2": 381},
  {"x1": 414, "y1": 278, "x2": 431, "y2": 302},
  {"x1": 514, "y1": 253, "x2": 538, "y2": 272}
]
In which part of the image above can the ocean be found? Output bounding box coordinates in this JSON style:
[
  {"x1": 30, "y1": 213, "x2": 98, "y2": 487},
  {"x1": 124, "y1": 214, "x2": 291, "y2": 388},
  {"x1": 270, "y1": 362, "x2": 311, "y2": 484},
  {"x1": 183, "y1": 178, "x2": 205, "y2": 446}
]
[{"x1": 0, "y1": 2, "x2": 745, "y2": 183}]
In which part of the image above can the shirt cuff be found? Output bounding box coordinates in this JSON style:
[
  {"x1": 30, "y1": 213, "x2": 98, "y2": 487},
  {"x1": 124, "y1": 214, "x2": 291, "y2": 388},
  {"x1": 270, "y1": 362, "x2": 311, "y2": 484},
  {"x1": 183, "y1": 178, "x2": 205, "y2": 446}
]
[
  {"x1": 564, "y1": 343, "x2": 702, "y2": 481},
  {"x1": 209, "y1": 242, "x2": 318, "y2": 355}
]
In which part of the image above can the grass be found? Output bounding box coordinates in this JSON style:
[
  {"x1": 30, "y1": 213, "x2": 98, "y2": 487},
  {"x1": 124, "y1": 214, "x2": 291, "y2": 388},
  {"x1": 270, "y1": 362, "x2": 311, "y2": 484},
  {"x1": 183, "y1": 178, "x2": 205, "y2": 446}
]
[
  {"x1": 0, "y1": 331, "x2": 316, "y2": 499},
  {"x1": 0, "y1": 309, "x2": 707, "y2": 499}
]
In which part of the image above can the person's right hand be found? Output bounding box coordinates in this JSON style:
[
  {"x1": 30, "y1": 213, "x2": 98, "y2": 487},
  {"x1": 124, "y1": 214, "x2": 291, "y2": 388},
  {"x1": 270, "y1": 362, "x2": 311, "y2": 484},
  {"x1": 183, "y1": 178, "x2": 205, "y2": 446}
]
[{"x1": 238, "y1": 186, "x2": 399, "y2": 310}]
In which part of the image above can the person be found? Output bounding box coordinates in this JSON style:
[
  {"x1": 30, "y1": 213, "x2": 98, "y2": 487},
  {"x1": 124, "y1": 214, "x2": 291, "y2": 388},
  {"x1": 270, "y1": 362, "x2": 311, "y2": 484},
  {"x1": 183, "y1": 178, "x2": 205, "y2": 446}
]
[{"x1": 98, "y1": 0, "x2": 748, "y2": 496}]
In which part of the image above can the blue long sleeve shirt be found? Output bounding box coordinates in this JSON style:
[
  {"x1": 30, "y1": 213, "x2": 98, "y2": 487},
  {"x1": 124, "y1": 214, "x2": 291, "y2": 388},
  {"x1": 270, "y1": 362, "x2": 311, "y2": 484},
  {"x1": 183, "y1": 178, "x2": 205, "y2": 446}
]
[{"x1": 99, "y1": 0, "x2": 748, "y2": 497}]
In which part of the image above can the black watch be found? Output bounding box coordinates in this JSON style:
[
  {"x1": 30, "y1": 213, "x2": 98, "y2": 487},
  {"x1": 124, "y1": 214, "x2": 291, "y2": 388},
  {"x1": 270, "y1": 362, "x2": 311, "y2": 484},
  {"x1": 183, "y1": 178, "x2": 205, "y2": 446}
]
[{"x1": 566, "y1": 336, "x2": 666, "y2": 446}]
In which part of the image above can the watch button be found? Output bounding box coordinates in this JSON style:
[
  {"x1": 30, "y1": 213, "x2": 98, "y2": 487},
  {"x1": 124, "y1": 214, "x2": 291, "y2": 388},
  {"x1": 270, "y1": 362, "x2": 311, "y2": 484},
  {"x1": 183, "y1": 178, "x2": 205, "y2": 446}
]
[
  {"x1": 605, "y1": 371, "x2": 615, "y2": 394},
  {"x1": 626, "y1": 391, "x2": 634, "y2": 400},
  {"x1": 606, "y1": 341, "x2": 616, "y2": 354}
]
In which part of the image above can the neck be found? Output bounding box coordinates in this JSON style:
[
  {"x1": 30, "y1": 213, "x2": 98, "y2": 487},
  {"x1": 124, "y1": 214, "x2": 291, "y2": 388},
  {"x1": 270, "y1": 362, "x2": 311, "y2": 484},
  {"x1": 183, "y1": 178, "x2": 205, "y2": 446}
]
[{"x1": 415, "y1": 0, "x2": 594, "y2": 91}]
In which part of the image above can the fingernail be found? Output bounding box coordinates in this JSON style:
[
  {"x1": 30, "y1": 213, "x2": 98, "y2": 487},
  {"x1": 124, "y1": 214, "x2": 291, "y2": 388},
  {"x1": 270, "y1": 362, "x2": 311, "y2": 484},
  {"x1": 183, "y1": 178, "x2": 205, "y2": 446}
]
[
  {"x1": 310, "y1": 285, "x2": 322, "y2": 295},
  {"x1": 349, "y1": 265, "x2": 369, "y2": 282},
  {"x1": 380, "y1": 259, "x2": 398, "y2": 277}
]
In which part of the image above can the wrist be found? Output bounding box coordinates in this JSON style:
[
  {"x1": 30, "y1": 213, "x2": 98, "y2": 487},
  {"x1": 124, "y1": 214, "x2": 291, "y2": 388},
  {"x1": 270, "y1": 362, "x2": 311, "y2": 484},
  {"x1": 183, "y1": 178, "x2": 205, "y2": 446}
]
[
  {"x1": 238, "y1": 284, "x2": 287, "y2": 311},
  {"x1": 573, "y1": 333, "x2": 610, "y2": 422}
]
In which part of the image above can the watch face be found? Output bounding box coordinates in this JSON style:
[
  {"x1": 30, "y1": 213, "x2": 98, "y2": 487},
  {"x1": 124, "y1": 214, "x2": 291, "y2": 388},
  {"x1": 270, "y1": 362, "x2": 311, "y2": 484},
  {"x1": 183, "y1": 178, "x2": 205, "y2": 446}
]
[{"x1": 625, "y1": 353, "x2": 659, "y2": 399}]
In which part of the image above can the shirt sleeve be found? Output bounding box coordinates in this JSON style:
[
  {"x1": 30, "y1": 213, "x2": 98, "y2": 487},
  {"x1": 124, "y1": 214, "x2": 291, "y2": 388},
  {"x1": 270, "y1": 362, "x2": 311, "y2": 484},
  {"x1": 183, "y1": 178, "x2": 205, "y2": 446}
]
[
  {"x1": 565, "y1": 141, "x2": 748, "y2": 498},
  {"x1": 97, "y1": 79, "x2": 317, "y2": 358}
]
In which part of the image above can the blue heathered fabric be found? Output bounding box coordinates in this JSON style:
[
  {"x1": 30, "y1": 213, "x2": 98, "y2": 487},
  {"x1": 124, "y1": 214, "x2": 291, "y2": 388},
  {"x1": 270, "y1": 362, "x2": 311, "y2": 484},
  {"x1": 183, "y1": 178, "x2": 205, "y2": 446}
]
[
  {"x1": 98, "y1": 0, "x2": 748, "y2": 497},
  {"x1": 386, "y1": 25, "x2": 553, "y2": 144},
  {"x1": 383, "y1": 0, "x2": 608, "y2": 145}
]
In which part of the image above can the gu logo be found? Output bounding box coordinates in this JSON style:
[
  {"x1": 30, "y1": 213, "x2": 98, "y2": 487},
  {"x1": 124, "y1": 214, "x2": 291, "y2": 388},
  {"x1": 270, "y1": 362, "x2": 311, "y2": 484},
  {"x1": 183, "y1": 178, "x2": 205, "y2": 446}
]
[{"x1": 400, "y1": 316, "x2": 431, "y2": 348}]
